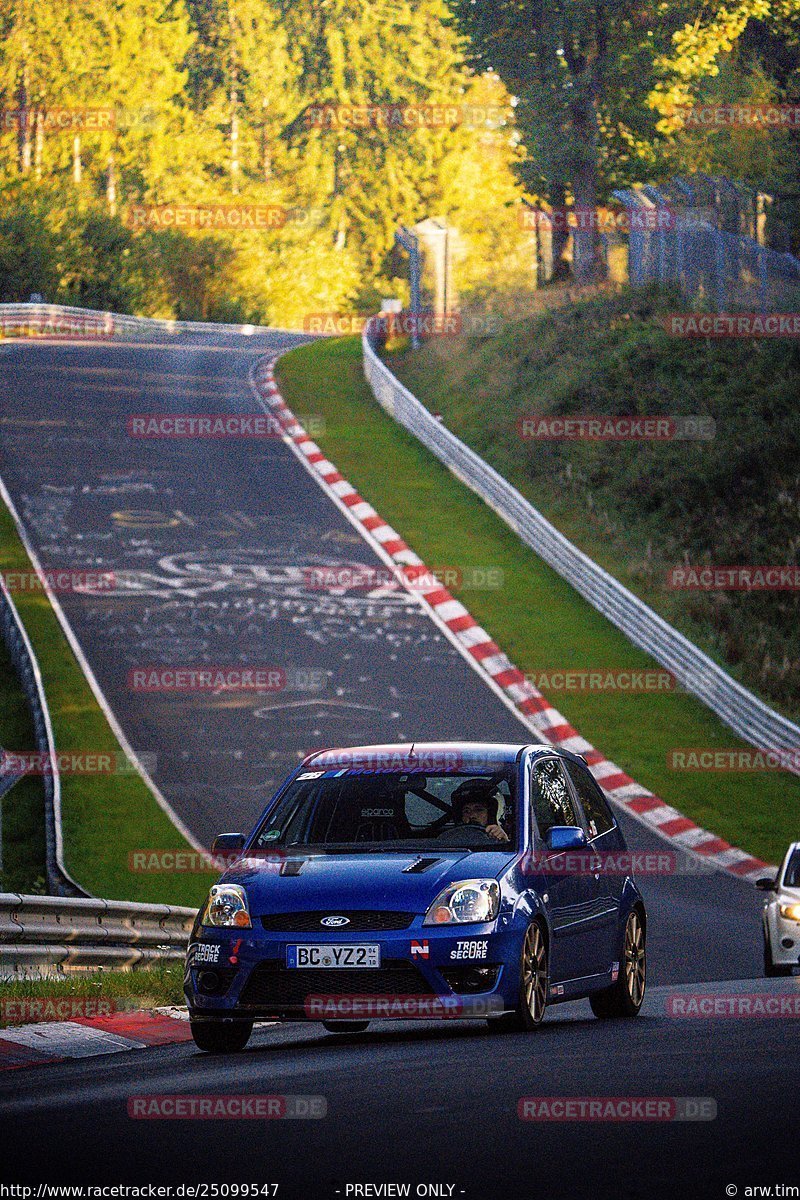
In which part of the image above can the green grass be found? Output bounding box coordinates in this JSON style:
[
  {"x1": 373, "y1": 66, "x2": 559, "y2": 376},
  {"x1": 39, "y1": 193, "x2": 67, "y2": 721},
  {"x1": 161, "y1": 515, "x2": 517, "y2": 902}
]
[
  {"x1": 277, "y1": 335, "x2": 800, "y2": 867},
  {"x1": 0, "y1": 633, "x2": 47, "y2": 894},
  {"x1": 0, "y1": 962, "x2": 185, "y2": 1026},
  {"x1": 0, "y1": 501, "x2": 213, "y2": 905}
]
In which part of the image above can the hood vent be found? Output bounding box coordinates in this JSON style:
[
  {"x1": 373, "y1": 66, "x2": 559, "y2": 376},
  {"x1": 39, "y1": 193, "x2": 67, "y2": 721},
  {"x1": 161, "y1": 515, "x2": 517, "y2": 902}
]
[
  {"x1": 402, "y1": 857, "x2": 440, "y2": 874},
  {"x1": 280, "y1": 858, "x2": 306, "y2": 876}
]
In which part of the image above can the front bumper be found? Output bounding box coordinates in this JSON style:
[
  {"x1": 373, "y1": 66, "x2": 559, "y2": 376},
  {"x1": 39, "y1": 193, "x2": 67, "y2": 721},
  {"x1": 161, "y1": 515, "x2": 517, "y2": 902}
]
[{"x1": 185, "y1": 919, "x2": 522, "y2": 1021}]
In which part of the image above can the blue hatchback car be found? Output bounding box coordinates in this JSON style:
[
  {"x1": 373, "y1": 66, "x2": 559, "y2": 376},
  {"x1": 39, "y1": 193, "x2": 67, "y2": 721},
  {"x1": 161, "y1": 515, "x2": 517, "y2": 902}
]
[{"x1": 185, "y1": 742, "x2": 647, "y2": 1052}]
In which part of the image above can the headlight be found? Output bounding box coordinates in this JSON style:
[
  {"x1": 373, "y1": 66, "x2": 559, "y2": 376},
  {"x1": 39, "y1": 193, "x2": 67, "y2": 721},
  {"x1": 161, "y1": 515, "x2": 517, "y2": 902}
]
[
  {"x1": 779, "y1": 903, "x2": 800, "y2": 922},
  {"x1": 202, "y1": 883, "x2": 251, "y2": 928},
  {"x1": 423, "y1": 880, "x2": 500, "y2": 926}
]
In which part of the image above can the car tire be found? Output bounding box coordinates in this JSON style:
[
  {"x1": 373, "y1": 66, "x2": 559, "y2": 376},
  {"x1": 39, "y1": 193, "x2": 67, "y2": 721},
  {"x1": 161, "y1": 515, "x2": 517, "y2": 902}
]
[
  {"x1": 190, "y1": 1017, "x2": 254, "y2": 1053},
  {"x1": 322, "y1": 1020, "x2": 370, "y2": 1034},
  {"x1": 489, "y1": 921, "x2": 549, "y2": 1033},
  {"x1": 763, "y1": 933, "x2": 792, "y2": 978},
  {"x1": 590, "y1": 908, "x2": 646, "y2": 1020}
]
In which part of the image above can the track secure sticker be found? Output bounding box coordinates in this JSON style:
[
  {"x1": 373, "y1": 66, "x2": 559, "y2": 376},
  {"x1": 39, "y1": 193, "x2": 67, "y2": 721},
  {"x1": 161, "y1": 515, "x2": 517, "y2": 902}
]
[
  {"x1": 194, "y1": 943, "x2": 221, "y2": 964},
  {"x1": 450, "y1": 939, "x2": 489, "y2": 961}
]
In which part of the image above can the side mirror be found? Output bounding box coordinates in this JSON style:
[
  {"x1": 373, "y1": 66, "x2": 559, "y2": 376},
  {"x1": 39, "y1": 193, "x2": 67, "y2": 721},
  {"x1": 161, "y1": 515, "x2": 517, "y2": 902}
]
[
  {"x1": 546, "y1": 826, "x2": 588, "y2": 853},
  {"x1": 211, "y1": 832, "x2": 246, "y2": 855},
  {"x1": 755, "y1": 876, "x2": 777, "y2": 892}
]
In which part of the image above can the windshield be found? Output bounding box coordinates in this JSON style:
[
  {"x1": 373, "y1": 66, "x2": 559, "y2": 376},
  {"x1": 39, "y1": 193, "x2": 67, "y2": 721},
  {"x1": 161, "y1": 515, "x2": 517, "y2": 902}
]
[
  {"x1": 783, "y1": 849, "x2": 800, "y2": 889},
  {"x1": 252, "y1": 769, "x2": 518, "y2": 852}
]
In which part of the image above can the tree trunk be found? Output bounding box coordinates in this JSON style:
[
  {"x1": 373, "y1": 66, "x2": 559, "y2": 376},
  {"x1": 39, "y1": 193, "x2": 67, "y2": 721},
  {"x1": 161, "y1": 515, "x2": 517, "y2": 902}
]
[
  {"x1": 17, "y1": 65, "x2": 31, "y2": 175},
  {"x1": 550, "y1": 180, "x2": 571, "y2": 281},
  {"x1": 569, "y1": 87, "x2": 604, "y2": 284},
  {"x1": 106, "y1": 153, "x2": 117, "y2": 215},
  {"x1": 261, "y1": 98, "x2": 272, "y2": 181},
  {"x1": 34, "y1": 108, "x2": 44, "y2": 180},
  {"x1": 230, "y1": 88, "x2": 240, "y2": 194}
]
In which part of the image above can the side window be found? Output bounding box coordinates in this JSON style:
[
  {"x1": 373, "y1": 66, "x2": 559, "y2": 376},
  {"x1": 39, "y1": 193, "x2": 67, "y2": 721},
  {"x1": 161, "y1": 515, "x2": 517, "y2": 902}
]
[
  {"x1": 783, "y1": 849, "x2": 800, "y2": 889},
  {"x1": 530, "y1": 758, "x2": 579, "y2": 838},
  {"x1": 564, "y1": 760, "x2": 616, "y2": 839}
]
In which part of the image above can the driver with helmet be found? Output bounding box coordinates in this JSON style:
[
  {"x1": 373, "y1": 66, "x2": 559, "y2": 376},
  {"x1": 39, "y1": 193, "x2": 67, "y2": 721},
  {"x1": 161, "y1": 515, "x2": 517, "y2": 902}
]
[{"x1": 451, "y1": 778, "x2": 510, "y2": 843}]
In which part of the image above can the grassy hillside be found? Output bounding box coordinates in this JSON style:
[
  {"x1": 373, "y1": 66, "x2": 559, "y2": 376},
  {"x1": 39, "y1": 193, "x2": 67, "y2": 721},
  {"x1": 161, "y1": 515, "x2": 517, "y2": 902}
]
[{"x1": 389, "y1": 287, "x2": 800, "y2": 724}]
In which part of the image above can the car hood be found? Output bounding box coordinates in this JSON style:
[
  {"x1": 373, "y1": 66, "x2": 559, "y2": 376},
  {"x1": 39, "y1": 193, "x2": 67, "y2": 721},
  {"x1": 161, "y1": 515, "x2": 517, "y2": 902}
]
[{"x1": 219, "y1": 849, "x2": 516, "y2": 916}]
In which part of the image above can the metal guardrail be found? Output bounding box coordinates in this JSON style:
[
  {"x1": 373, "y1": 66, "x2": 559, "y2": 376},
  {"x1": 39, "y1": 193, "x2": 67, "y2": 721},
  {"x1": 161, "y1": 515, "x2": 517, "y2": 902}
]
[
  {"x1": 0, "y1": 892, "x2": 196, "y2": 976},
  {"x1": 362, "y1": 320, "x2": 800, "y2": 774},
  {"x1": 0, "y1": 301, "x2": 294, "y2": 341},
  {"x1": 0, "y1": 574, "x2": 86, "y2": 897}
]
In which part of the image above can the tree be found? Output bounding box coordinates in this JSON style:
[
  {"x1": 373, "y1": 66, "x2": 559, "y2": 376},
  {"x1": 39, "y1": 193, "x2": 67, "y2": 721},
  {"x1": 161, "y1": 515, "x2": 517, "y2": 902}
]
[{"x1": 447, "y1": 0, "x2": 706, "y2": 280}]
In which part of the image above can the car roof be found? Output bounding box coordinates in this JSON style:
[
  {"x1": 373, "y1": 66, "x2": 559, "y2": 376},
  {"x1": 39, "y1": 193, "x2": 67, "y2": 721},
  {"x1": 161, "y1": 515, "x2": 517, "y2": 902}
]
[{"x1": 302, "y1": 741, "x2": 584, "y2": 771}]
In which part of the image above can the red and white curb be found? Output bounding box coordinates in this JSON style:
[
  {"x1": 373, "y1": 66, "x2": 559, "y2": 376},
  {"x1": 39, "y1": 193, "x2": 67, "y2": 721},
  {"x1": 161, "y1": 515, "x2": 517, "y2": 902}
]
[
  {"x1": 251, "y1": 355, "x2": 771, "y2": 883},
  {"x1": 0, "y1": 1009, "x2": 193, "y2": 1071}
]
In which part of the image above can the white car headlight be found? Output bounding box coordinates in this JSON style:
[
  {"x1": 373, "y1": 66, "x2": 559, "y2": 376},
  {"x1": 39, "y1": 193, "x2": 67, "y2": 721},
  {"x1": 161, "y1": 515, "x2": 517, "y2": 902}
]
[
  {"x1": 423, "y1": 880, "x2": 500, "y2": 926},
  {"x1": 779, "y1": 903, "x2": 800, "y2": 922},
  {"x1": 202, "y1": 883, "x2": 252, "y2": 929}
]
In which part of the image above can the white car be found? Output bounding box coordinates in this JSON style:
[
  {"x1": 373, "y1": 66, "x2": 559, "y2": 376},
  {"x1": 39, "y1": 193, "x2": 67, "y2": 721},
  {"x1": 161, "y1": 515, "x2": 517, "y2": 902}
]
[{"x1": 758, "y1": 842, "x2": 800, "y2": 977}]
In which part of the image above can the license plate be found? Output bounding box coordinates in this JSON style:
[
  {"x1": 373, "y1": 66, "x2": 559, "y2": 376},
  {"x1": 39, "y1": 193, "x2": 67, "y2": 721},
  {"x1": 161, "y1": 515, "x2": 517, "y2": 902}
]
[{"x1": 287, "y1": 944, "x2": 381, "y2": 969}]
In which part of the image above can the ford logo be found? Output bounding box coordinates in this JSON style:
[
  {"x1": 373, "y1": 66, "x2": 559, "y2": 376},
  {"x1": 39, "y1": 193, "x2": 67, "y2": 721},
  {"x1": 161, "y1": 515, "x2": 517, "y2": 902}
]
[{"x1": 320, "y1": 915, "x2": 350, "y2": 927}]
